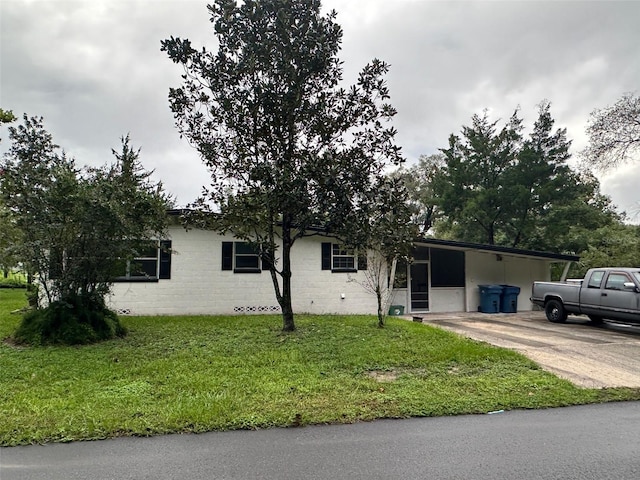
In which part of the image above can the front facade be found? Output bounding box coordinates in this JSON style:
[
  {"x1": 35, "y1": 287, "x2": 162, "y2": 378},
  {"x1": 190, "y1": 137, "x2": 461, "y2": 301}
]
[
  {"x1": 108, "y1": 224, "x2": 377, "y2": 316},
  {"x1": 107, "y1": 223, "x2": 578, "y2": 316}
]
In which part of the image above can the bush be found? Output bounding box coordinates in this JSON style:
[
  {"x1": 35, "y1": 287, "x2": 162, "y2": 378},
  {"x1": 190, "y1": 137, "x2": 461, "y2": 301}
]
[{"x1": 13, "y1": 295, "x2": 127, "y2": 346}]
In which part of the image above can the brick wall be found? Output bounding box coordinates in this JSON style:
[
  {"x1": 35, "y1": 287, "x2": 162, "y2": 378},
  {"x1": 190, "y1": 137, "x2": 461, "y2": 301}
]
[{"x1": 107, "y1": 226, "x2": 378, "y2": 316}]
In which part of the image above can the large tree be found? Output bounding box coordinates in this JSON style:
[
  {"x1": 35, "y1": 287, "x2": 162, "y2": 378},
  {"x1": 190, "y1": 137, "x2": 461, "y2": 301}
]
[
  {"x1": 430, "y1": 102, "x2": 618, "y2": 252},
  {"x1": 0, "y1": 202, "x2": 22, "y2": 278},
  {"x1": 0, "y1": 108, "x2": 19, "y2": 277},
  {"x1": 392, "y1": 154, "x2": 445, "y2": 235},
  {"x1": 433, "y1": 108, "x2": 523, "y2": 245},
  {"x1": 1, "y1": 116, "x2": 169, "y2": 344},
  {"x1": 162, "y1": 0, "x2": 404, "y2": 331},
  {"x1": 581, "y1": 92, "x2": 640, "y2": 171}
]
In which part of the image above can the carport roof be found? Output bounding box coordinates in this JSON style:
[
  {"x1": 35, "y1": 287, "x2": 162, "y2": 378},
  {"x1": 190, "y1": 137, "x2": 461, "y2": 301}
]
[{"x1": 415, "y1": 238, "x2": 580, "y2": 262}]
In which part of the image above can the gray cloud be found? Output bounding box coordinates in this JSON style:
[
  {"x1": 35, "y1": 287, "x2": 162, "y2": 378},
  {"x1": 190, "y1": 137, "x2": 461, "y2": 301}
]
[{"x1": 2, "y1": 0, "x2": 639, "y2": 214}]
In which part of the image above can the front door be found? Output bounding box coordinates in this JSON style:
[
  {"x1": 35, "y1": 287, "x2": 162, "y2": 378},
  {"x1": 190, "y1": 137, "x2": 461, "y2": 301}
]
[{"x1": 410, "y1": 263, "x2": 429, "y2": 311}]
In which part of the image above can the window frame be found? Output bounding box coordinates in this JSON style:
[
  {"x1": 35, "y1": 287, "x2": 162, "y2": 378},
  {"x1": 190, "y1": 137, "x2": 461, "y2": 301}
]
[
  {"x1": 222, "y1": 241, "x2": 262, "y2": 274},
  {"x1": 113, "y1": 240, "x2": 171, "y2": 282},
  {"x1": 331, "y1": 244, "x2": 356, "y2": 271},
  {"x1": 605, "y1": 272, "x2": 632, "y2": 291},
  {"x1": 587, "y1": 270, "x2": 605, "y2": 289},
  {"x1": 321, "y1": 242, "x2": 366, "y2": 273}
]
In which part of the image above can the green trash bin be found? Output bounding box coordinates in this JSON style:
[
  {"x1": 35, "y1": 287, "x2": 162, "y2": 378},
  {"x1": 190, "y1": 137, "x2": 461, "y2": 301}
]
[{"x1": 388, "y1": 305, "x2": 405, "y2": 316}]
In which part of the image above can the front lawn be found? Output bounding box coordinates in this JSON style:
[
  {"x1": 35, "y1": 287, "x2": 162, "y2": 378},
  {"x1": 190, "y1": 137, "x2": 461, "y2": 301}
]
[{"x1": 2, "y1": 288, "x2": 639, "y2": 446}]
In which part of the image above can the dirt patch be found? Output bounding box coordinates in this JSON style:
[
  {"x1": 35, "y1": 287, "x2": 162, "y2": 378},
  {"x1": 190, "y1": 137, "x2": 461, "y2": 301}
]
[{"x1": 366, "y1": 370, "x2": 399, "y2": 382}]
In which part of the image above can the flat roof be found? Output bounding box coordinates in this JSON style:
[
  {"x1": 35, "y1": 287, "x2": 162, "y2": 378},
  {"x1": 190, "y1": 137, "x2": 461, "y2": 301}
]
[
  {"x1": 167, "y1": 210, "x2": 579, "y2": 262},
  {"x1": 415, "y1": 237, "x2": 580, "y2": 262}
]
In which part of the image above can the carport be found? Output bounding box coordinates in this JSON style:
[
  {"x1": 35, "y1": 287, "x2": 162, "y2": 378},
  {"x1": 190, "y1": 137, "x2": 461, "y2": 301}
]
[{"x1": 390, "y1": 239, "x2": 579, "y2": 315}]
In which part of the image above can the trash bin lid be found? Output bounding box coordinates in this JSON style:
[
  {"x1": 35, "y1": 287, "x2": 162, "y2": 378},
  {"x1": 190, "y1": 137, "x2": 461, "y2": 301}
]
[{"x1": 479, "y1": 284, "x2": 504, "y2": 293}]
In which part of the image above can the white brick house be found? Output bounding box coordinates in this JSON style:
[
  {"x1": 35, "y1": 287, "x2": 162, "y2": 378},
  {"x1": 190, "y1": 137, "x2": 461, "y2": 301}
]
[{"x1": 107, "y1": 214, "x2": 578, "y2": 316}]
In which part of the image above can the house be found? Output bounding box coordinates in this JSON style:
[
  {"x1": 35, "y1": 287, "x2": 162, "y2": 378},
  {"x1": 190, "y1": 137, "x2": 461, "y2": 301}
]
[{"x1": 107, "y1": 212, "x2": 579, "y2": 316}]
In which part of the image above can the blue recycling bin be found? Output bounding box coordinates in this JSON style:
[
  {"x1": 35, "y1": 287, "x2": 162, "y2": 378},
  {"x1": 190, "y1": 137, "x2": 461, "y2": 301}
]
[
  {"x1": 478, "y1": 285, "x2": 503, "y2": 313},
  {"x1": 500, "y1": 285, "x2": 521, "y2": 313}
]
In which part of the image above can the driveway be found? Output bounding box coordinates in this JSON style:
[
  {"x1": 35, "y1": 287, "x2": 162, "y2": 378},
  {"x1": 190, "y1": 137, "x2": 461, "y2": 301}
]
[{"x1": 414, "y1": 311, "x2": 640, "y2": 388}]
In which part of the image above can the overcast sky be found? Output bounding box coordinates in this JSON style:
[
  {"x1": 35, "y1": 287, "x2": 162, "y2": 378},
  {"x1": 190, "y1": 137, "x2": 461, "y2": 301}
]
[{"x1": 1, "y1": 0, "x2": 639, "y2": 219}]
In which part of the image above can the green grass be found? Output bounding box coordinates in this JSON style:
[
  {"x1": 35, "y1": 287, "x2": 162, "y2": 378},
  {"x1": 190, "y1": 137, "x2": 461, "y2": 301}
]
[
  {"x1": 0, "y1": 271, "x2": 27, "y2": 288},
  {"x1": 1, "y1": 288, "x2": 639, "y2": 446}
]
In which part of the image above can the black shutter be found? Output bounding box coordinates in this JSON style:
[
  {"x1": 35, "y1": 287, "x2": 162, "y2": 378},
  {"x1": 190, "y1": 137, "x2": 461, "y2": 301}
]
[
  {"x1": 321, "y1": 242, "x2": 332, "y2": 270},
  {"x1": 158, "y1": 240, "x2": 172, "y2": 279},
  {"x1": 357, "y1": 251, "x2": 368, "y2": 271},
  {"x1": 222, "y1": 242, "x2": 233, "y2": 270},
  {"x1": 261, "y1": 246, "x2": 273, "y2": 272}
]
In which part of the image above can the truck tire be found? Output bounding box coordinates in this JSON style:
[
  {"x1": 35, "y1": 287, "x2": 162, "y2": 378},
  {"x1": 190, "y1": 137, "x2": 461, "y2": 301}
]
[{"x1": 545, "y1": 299, "x2": 567, "y2": 323}]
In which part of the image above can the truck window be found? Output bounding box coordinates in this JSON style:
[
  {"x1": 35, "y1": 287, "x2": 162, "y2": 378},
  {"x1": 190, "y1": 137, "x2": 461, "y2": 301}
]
[
  {"x1": 587, "y1": 271, "x2": 605, "y2": 288},
  {"x1": 605, "y1": 273, "x2": 630, "y2": 291}
]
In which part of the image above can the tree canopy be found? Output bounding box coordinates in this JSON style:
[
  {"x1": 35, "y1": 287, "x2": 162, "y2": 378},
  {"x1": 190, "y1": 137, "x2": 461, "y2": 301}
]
[
  {"x1": 392, "y1": 154, "x2": 445, "y2": 235},
  {"x1": 427, "y1": 102, "x2": 618, "y2": 253},
  {"x1": 582, "y1": 92, "x2": 640, "y2": 172},
  {"x1": 162, "y1": 0, "x2": 406, "y2": 331},
  {"x1": 0, "y1": 108, "x2": 19, "y2": 276},
  {"x1": 568, "y1": 223, "x2": 640, "y2": 278}
]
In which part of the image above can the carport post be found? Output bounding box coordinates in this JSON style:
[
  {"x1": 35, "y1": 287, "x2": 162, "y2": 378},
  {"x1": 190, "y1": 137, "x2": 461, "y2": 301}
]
[{"x1": 559, "y1": 261, "x2": 572, "y2": 282}]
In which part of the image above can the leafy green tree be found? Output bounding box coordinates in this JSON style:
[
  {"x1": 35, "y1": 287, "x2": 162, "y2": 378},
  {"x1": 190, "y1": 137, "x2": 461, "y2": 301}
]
[
  {"x1": 162, "y1": 0, "x2": 404, "y2": 331},
  {"x1": 392, "y1": 154, "x2": 444, "y2": 235},
  {"x1": 431, "y1": 103, "x2": 618, "y2": 253},
  {"x1": 568, "y1": 223, "x2": 640, "y2": 277},
  {"x1": 581, "y1": 92, "x2": 640, "y2": 171},
  {"x1": 433, "y1": 109, "x2": 523, "y2": 245},
  {"x1": 0, "y1": 108, "x2": 16, "y2": 127},
  {"x1": 349, "y1": 177, "x2": 416, "y2": 327},
  {"x1": 0, "y1": 116, "x2": 169, "y2": 344},
  {"x1": 0, "y1": 108, "x2": 19, "y2": 277},
  {"x1": 0, "y1": 202, "x2": 22, "y2": 278}
]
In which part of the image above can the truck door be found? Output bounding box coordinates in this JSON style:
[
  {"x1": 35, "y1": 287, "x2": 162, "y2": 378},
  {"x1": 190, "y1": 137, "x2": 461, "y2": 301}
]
[
  {"x1": 599, "y1": 272, "x2": 640, "y2": 322},
  {"x1": 580, "y1": 270, "x2": 605, "y2": 315}
]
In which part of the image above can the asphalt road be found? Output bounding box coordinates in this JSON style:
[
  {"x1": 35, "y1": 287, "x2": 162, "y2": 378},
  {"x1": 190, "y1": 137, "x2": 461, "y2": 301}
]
[
  {"x1": 422, "y1": 311, "x2": 640, "y2": 388},
  {"x1": 2, "y1": 402, "x2": 639, "y2": 480}
]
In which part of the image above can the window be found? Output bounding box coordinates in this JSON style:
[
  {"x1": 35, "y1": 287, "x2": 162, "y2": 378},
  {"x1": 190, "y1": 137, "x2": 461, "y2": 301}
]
[
  {"x1": 431, "y1": 248, "x2": 465, "y2": 287},
  {"x1": 587, "y1": 271, "x2": 605, "y2": 288},
  {"x1": 605, "y1": 273, "x2": 631, "y2": 291},
  {"x1": 332, "y1": 244, "x2": 355, "y2": 270},
  {"x1": 392, "y1": 258, "x2": 408, "y2": 288},
  {"x1": 115, "y1": 240, "x2": 171, "y2": 282},
  {"x1": 222, "y1": 242, "x2": 262, "y2": 273},
  {"x1": 321, "y1": 243, "x2": 367, "y2": 272}
]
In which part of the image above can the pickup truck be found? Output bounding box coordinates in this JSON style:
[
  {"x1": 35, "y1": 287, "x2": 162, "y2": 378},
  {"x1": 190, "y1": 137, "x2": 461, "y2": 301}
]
[{"x1": 531, "y1": 268, "x2": 640, "y2": 324}]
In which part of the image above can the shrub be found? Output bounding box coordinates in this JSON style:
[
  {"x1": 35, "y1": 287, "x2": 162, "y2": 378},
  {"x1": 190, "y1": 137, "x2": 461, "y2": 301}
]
[{"x1": 13, "y1": 295, "x2": 126, "y2": 346}]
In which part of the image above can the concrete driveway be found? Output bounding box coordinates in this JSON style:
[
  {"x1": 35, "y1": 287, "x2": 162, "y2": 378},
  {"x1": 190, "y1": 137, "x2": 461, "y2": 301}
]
[{"x1": 413, "y1": 311, "x2": 640, "y2": 388}]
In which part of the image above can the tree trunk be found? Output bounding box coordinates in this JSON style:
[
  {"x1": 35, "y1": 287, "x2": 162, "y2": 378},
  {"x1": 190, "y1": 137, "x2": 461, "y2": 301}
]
[
  {"x1": 376, "y1": 288, "x2": 384, "y2": 328},
  {"x1": 280, "y1": 220, "x2": 296, "y2": 332}
]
